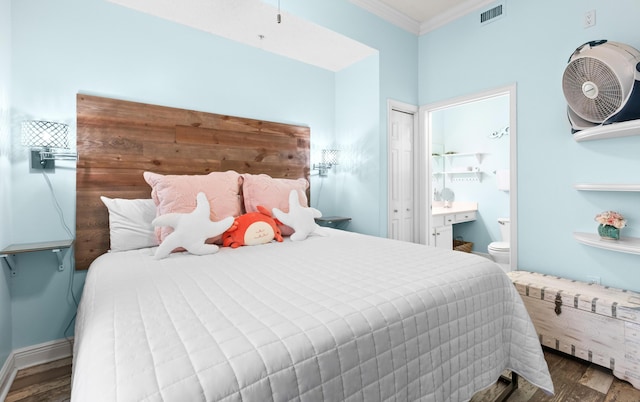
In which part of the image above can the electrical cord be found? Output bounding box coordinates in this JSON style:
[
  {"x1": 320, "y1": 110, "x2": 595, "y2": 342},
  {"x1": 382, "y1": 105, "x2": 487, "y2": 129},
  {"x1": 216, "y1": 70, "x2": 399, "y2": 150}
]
[
  {"x1": 41, "y1": 170, "x2": 79, "y2": 342},
  {"x1": 315, "y1": 174, "x2": 324, "y2": 211}
]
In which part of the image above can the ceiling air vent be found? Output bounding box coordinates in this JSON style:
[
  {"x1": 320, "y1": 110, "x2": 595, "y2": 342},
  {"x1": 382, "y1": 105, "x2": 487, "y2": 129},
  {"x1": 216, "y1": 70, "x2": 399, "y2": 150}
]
[{"x1": 480, "y1": 3, "x2": 504, "y2": 25}]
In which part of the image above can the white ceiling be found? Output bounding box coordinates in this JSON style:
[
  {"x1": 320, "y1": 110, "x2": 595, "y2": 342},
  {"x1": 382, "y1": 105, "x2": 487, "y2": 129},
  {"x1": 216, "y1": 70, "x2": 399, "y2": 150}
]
[
  {"x1": 107, "y1": 0, "x2": 496, "y2": 72},
  {"x1": 108, "y1": 0, "x2": 378, "y2": 72}
]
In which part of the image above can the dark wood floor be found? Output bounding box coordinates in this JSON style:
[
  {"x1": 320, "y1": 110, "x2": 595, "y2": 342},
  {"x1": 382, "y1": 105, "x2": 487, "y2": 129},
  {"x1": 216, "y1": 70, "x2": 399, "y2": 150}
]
[
  {"x1": 471, "y1": 348, "x2": 640, "y2": 402},
  {"x1": 5, "y1": 357, "x2": 71, "y2": 402},
  {"x1": 6, "y1": 348, "x2": 640, "y2": 401}
]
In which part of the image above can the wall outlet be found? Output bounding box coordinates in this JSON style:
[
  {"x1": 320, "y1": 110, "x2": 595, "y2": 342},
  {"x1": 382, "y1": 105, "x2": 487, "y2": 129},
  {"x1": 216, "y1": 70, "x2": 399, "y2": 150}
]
[
  {"x1": 584, "y1": 9, "x2": 596, "y2": 28},
  {"x1": 587, "y1": 275, "x2": 601, "y2": 285}
]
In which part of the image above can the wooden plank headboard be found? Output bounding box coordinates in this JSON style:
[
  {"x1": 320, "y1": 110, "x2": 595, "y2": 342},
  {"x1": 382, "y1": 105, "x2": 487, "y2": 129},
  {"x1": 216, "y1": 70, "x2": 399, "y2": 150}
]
[{"x1": 75, "y1": 94, "x2": 310, "y2": 270}]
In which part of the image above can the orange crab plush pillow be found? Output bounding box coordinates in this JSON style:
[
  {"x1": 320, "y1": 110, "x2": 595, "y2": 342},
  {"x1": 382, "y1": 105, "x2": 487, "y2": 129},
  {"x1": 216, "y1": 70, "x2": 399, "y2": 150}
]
[{"x1": 222, "y1": 206, "x2": 283, "y2": 248}]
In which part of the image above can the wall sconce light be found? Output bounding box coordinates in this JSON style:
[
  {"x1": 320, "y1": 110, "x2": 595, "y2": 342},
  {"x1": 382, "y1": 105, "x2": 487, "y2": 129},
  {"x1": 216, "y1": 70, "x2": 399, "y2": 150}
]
[
  {"x1": 313, "y1": 149, "x2": 339, "y2": 177},
  {"x1": 21, "y1": 120, "x2": 78, "y2": 170}
]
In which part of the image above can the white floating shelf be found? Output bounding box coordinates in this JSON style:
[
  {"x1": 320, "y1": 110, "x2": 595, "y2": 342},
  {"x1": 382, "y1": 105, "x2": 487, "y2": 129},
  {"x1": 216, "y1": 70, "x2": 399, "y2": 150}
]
[
  {"x1": 437, "y1": 170, "x2": 482, "y2": 174},
  {"x1": 433, "y1": 152, "x2": 482, "y2": 159},
  {"x1": 573, "y1": 232, "x2": 640, "y2": 255},
  {"x1": 574, "y1": 184, "x2": 640, "y2": 192},
  {"x1": 573, "y1": 119, "x2": 640, "y2": 142}
]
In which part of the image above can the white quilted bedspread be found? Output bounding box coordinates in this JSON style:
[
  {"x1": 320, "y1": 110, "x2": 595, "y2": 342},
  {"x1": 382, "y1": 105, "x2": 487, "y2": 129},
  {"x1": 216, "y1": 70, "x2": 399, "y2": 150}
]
[{"x1": 72, "y1": 230, "x2": 553, "y2": 401}]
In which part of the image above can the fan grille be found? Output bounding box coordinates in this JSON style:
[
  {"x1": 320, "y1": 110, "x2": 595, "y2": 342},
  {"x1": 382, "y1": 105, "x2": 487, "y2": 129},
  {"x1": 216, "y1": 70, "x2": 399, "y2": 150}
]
[{"x1": 562, "y1": 56, "x2": 623, "y2": 123}]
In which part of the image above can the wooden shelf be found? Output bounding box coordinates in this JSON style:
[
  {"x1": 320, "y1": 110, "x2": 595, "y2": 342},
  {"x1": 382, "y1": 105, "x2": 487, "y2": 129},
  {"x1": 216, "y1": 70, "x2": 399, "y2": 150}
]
[
  {"x1": 0, "y1": 239, "x2": 73, "y2": 254},
  {"x1": 573, "y1": 232, "x2": 640, "y2": 255},
  {"x1": 573, "y1": 119, "x2": 640, "y2": 142},
  {"x1": 0, "y1": 239, "x2": 74, "y2": 275}
]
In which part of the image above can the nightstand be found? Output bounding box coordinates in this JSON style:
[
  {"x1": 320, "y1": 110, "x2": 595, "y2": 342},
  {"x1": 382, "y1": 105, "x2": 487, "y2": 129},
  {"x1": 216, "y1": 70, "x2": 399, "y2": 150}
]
[
  {"x1": 0, "y1": 239, "x2": 74, "y2": 276},
  {"x1": 315, "y1": 216, "x2": 351, "y2": 230}
]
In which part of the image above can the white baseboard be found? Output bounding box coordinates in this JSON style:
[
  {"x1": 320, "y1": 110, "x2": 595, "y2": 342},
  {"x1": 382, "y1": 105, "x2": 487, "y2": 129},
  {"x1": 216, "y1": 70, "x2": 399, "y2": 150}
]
[
  {"x1": 13, "y1": 338, "x2": 74, "y2": 369},
  {"x1": 0, "y1": 338, "x2": 73, "y2": 400},
  {"x1": 0, "y1": 352, "x2": 17, "y2": 402}
]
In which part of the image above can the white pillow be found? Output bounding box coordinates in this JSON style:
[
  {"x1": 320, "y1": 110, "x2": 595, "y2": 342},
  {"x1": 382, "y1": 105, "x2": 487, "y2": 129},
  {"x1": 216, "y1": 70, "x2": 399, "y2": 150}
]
[{"x1": 100, "y1": 197, "x2": 158, "y2": 252}]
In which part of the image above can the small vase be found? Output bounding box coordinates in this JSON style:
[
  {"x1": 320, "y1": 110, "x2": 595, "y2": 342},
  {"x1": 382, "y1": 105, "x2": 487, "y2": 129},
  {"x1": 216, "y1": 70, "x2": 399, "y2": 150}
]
[{"x1": 597, "y1": 224, "x2": 620, "y2": 240}]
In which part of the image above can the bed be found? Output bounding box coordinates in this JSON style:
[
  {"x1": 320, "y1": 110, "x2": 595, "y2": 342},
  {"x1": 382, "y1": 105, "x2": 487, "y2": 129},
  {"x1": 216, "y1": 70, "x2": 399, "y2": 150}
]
[{"x1": 71, "y1": 95, "x2": 553, "y2": 401}]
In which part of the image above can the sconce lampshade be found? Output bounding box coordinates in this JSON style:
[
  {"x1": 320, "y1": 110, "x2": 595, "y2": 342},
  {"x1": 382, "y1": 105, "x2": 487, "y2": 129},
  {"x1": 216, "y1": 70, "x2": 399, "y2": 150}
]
[
  {"x1": 21, "y1": 120, "x2": 69, "y2": 149},
  {"x1": 322, "y1": 149, "x2": 339, "y2": 165}
]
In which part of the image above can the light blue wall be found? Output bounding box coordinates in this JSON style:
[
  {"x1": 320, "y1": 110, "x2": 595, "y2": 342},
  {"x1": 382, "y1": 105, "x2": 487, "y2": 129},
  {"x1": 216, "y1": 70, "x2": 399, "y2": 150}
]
[
  {"x1": 433, "y1": 95, "x2": 510, "y2": 253},
  {"x1": 0, "y1": 0, "x2": 12, "y2": 367},
  {"x1": 332, "y1": 54, "x2": 380, "y2": 235},
  {"x1": 419, "y1": 0, "x2": 640, "y2": 291},
  {"x1": 269, "y1": 0, "x2": 419, "y2": 235},
  {"x1": 9, "y1": 0, "x2": 336, "y2": 350},
  {"x1": 7, "y1": 0, "x2": 418, "y2": 354}
]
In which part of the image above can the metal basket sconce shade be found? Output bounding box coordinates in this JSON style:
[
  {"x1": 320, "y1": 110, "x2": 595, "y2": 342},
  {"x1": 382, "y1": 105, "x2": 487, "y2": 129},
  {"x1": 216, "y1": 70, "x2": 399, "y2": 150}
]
[
  {"x1": 21, "y1": 120, "x2": 69, "y2": 148},
  {"x1": 313, "y1": 149, "x2": 339, "y2": 177},
  {"x1": 21, "y1": 120, "x2": 77, "y2": 170},
  {"x1": 322, "y1": 149, "x2": 339, "y2": 165}
]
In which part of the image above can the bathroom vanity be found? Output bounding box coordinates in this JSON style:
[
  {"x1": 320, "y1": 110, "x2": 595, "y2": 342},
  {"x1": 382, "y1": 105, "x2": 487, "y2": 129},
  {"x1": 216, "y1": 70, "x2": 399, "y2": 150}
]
[{"x1": 430, "y1": 201, "x2": 478, "y2": 249}]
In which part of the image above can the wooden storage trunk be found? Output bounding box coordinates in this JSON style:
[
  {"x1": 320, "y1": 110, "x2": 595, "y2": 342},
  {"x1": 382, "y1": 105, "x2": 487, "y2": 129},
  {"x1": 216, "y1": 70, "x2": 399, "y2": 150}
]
[{"x1": 507, "y1": 270, "x2": 640, "y2": 390}]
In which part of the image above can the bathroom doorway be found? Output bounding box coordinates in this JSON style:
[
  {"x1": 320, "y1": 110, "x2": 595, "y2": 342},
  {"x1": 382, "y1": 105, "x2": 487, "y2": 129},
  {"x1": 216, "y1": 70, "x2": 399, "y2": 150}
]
[{"x1": 417, "y1": 84, "x2": 517, "y2": 271}]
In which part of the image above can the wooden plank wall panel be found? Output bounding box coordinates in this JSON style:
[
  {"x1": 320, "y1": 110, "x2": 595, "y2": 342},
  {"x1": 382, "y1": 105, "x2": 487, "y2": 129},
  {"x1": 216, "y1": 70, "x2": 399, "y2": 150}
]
[{"x1": 75, "y1": 94, "x2": 310, "y2": 270}]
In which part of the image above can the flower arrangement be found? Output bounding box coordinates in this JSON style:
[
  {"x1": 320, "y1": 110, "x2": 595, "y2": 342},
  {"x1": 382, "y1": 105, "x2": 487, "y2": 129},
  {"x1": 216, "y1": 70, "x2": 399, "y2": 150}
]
[{"x1": 594, "y1": 211, "x2": 627, "y2": 229}]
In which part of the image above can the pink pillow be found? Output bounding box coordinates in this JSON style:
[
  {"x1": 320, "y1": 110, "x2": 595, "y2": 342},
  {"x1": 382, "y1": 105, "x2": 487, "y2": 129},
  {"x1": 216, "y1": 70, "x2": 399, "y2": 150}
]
[
  {"x1": 143, "y1": 171, "x2": 243, "y2": 244},
  {"x1": 241, "y1": 174, "x2": 309, "y2": 236}
]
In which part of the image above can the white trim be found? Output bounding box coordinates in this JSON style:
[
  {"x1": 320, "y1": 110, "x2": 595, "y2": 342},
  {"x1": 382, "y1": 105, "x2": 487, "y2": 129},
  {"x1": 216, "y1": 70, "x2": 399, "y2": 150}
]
[
  {"x1": 13, "y1": 338, "x2": 73, "y2": 369},
  {"x1": 0, "y1": 353, "x2": 17, "y2": 402},
  {"x1": 388, "y1": 99, "x2": 418, "y2": 114},
  {"x1": 387, "y1": 99, "x2": 419, "y2": 241},
  {"x1": 508, "y1": 85, "x2": 518, "y2": 272},
  {"x1": 350, "y1": 0, "x2": 497, "y2": 36},
  {"x1": 419, "y1": 84, "x2": 518, "y2": 270},
  {"x1": 349, "y1": 0, "x2": 420, "y2": 35},
  {"x1": 0, "y1": 338, "x2": 74, "y2": 400},
  {"x1": 420, "y1": 0, "x2": 496, "y2": 34}
]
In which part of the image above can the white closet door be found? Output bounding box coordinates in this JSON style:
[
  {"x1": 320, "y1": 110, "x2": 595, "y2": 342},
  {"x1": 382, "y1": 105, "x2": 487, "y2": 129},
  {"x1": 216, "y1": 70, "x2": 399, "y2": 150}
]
[{"x1": 389, "y1": 109, "x2": 414, "y2": 242}]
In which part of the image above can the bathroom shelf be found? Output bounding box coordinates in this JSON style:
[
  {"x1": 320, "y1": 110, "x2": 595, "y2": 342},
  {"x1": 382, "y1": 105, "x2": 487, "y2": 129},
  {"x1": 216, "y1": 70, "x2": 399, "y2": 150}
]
[
  {"x1": 441, "y1": 152, "x2": 483, "y2": 164},
  {"x1": 435, "y1": 170, "x2": 482, "y2": 174},
  {"x1": 574, "y1": 184, "x2": 640, "y2": 192},
  {"x1": 433, "y1": 171, "x2": 483, "y2": 182},
  {"x1": 573, "y1": 119, "x2": 640, "y2": 142},
  {"x1": 433, "y1": 153, "x2": 482, "y2": 161},
  {"x1": 573, "y1": 232, "x2": 640, "y2": 255}
]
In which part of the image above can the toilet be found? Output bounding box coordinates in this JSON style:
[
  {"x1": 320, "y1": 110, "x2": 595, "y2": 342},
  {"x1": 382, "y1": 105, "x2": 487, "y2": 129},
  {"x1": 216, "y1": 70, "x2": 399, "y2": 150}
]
[{"x1": 488, "y1": 218, "x2": 510, "y2": 271}]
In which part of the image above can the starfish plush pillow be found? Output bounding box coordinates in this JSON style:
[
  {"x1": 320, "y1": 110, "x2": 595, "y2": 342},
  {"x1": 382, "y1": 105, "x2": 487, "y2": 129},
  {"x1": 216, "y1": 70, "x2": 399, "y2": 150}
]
[
  {"x1": 152, "y1": 192, "x2": 234, "y2": 259},
  {"x1": 272, "y1": 189, "x2": 323, "y2": 241}
]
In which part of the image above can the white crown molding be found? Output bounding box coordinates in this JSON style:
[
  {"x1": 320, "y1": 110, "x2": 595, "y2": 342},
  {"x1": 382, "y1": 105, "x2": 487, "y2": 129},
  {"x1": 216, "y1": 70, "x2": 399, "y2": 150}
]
[
  {"x1": 420, "y1": 0, "x2": 497, "y2": 34},
  {"x1": 350, "y1": 0, "x2": 497, "y2": 36},
  {"x1": 0, "y1": 338, "x2": 73, "y2": 401},
  {"x1": 349, "y1": 0, "x2": 420, "y2": 35}
]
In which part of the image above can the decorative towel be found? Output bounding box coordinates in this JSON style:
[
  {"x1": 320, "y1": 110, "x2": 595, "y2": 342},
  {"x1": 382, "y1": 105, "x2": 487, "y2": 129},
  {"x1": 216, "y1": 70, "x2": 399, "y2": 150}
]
[{"x1": 497, "y1": 169, "x2": 510, "y2": 191}]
